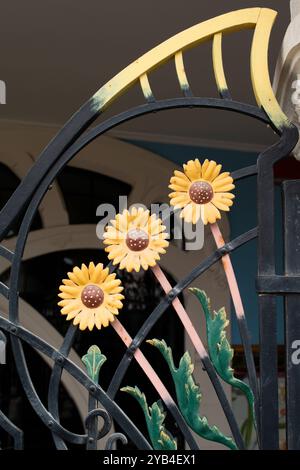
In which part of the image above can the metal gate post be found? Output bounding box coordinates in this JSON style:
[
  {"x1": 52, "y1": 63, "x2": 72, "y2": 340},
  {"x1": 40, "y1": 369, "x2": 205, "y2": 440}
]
[{"x1": 283, "y1": 180, "x2": 300, "y2": 450}]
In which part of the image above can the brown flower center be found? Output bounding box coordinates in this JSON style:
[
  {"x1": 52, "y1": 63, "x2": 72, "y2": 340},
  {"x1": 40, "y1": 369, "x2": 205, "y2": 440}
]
[
  {"x1": 81, "y1": 284, "x2": 104, "y2": 309},
  {"x1": 126, "y1": 228, "x2": 149, "y2": 252},
  {"x1": 189, "y1": 181, "x2": 214, "y2": 204}
]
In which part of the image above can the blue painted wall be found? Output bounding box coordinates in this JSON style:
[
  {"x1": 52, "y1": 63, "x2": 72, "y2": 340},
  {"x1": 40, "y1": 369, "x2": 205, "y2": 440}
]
[{"x1": 126, "y1": 139, "x2": 284, "y2": 344}]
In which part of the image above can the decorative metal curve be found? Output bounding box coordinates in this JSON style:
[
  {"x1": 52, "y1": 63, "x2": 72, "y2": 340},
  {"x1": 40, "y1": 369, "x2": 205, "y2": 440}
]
[
  {"x1": 174, "y1": 51, "x2": 193, "y2": 97},
  {"x1": 0, "y1": 408, "x2": 23, "y2": 450},
  {"x1": 0, "y1": 315, "x2": 152, "y2": 449},
  {"x1": 139, "y1": 74, "x2": 155, "y2": 103},
  {"x1": 48, "y1": 324, "x2": 78, "y2": 449},
  {"x1": 105, "y1": 433, "x2": 128, "y2": 450}
]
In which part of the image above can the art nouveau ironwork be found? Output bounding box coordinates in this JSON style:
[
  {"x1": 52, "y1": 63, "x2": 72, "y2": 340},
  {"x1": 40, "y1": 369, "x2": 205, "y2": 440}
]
[{"x1": 0, "y1": 7, "x2": 299, "y2": 450}]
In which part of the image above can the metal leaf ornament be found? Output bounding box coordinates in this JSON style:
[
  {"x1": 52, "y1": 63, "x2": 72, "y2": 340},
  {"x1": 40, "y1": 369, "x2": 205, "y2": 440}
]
[
  {"x1": 190, "y1": 288, "x2": 255, "y2": 427},
  {"x1": 82, "y1": 345, "x2": 107, "y2": 383},
  {"x1": 121, "y1": 386, "x2": 177, "y2": 450},
  {"x1": 147, "y1": 339, "x2": 237, "y2": 450}
]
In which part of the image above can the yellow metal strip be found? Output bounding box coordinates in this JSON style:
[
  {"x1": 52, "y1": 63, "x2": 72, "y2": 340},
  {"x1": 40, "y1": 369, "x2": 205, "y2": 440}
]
[
  {"x1": 212, "y1": 33, "x2": 229, "y2": 98},
  {"x1": 139, "y1": 73, "x2": 155, "y2": 102},
  {"x1": 174, "y1": 51, "x2": 192, "y2": 96},
  {"x1": 250, "y1": 8, "x2": 290, "y2": 130},
  {"x1": 92, "y1": 8, "x2": 261, "y2": 112}
]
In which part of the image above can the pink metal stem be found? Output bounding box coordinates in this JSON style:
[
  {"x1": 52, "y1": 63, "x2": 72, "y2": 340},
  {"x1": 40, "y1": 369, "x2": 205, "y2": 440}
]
[
  {"x1": 151, "y1": 264, "x2": 208, "y2": 359},
  {"x1": 111, "y1": 318, "x2": 177, "y2": 406},
  {"x1": 210, "y1": 222, "x2": 244, "y2": 319}
]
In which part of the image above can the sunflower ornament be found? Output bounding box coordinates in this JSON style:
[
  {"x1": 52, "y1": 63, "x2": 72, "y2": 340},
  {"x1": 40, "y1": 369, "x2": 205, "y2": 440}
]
[
  {"x1": 58, "y1": 262, "x2": 124, "y2": 331},
  {"x1": 103, "y1": 207, "x2": 169, "y2": 272},
  {"x1": 169, "y1": 159, "x2": 235, "y2": 225}
]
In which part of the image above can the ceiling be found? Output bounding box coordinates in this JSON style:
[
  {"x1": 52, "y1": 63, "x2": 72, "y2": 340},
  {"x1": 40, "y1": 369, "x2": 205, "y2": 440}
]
[{"x1": 0, "y1": 1, "x2": 292, "y2": 151}]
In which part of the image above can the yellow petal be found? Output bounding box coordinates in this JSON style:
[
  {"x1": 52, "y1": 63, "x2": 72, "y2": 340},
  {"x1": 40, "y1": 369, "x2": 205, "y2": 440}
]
[
  {"x1": 73, "y1": 311, "x2": 83, "y2": 326},
  {"x1": 66, "y1": 309, "x2": 81, "y2": 320},
  {"x1": 67, "y1": 272, "x2": 81, "y2": 286},
  {"x1": 150, "y1": 238, "x2": 169, "y2": 248},
  {"x1": 116, "y1": 212, "x2": 129, "y2": 233},
  {"x1": 212, "y1": 175, "x2": 234, "y2": 191},
  {"x1": 174, "y1": 170, "x2": 190, "y2": 182},
  {"x1": 102, "y1": 279, "x2": 122, "y2": 292},
  {"x1": 73, "y1": 266, "x2": 88, "y2": 285},
  {"x1": 149, "y1": 217, "x2": 164, "y2": 235},
  {"x1": 119, "y1": 253, "x2": 132, "y2": 271},
  {"x1": 214, "y1": 183, "x2": 235, "y2": 192},
  {"x1": 140, "y1": 250, "x2": 157, "y2": 267},
  {"x1": 208, "y1": 163, "x2": 222, "y2": 182},
  {"x1": 183, "y1": 159, "x2": 201, "y2": 181},
  {"x1": 78, "y1": 311, "x2": 90, "y2": 331},
  {"x1": 203, "y1": 202, "x2": 221, "y2": 224},
  {"x1": 180, "y1": 202, "x2": 193, "y2": 223},
  {"x1": 192, "y1": 204, "x2": 201, "y2": 224},
  {"x1": 169, "y1": 177, "x2": 189, "y2": 190},
  {"x1": 133, "y1": 258, "x2": 141, "y2": 272},
  {"x1": 105, "y1": 245, "x2": 125, "y2": 256},
  {"x1": 169, "y1": 193, "x2": 190, "y2": 208},
  {"x1": 109, "y1": 252, "x2": 127, "y2": 265},
  {"x1": 212, "y1": 193, "x2": 234, "y2": 211},
  {"x1": 81, "y1": 264, "x2": 90, "y2": 281},
  {"x1": 87, "y1": 313, "x2": 96, "y2": 331},
  {"x1": 90, "y1": 263, "x2": 104, "y2": 283},
  {"x1": 201, "y1": 159, "x2": 210, "y2": 176},
  {"x1": 62, "y1": 279, "x2": 76, "y2": 287},
  {"x1": 214, "y1": 192, "x2": 235, "y2": 200},
  {"x1": 135, "y1": 209, "x2": 150, "y2": 228},
  {"x1": 58, "y1": 292, "x2": 76, "y2": 300},
  {"x1": 202, "y1": 160, "x2": 217, "y2": 181},
  {"x1": 61, "y1": 299, "x2": 82, "y2": 314},
  {"x1": 59, "y1": 285, "x2": 80, "y2": 296},
  {"x1": 212, "y1": 200, "x2": 231, "y2": 211}
]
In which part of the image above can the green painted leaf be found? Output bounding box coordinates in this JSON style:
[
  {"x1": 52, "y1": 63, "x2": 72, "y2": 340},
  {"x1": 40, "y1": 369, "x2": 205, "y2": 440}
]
[
  {"x1": 81, "y1": 345, "x2": 107, "y2": 383},
  {"x1": 190, "y1": 288, "x2": 255, "y2": 431},
  {"x1": 121, "y1": 386, "x2": 177, "y2": 450},
  {"x1": 147, "y1": 339, "x2": 237, "y2": 450}
]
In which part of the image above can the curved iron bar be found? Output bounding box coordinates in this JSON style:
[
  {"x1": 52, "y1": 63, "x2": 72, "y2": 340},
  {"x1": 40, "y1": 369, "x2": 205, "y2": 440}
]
[
  {"x1": 0, "y1": 317, "x2": 152, "y2": 450},
  {"x1": 0, "y1": 246, "x2": 14, "y2": 263},
  {"x1": 105, "y1": 433, "x2": 128, "y2": 450},
  {"x1": 85, "y1": 408, "x2": 112, "y2": 439},
  {"x1": 231, "y1": 164, "x2": 257, "y2": 180},
  {"x1": 48, "y1": 324, "x2": 78, "y2": 449},
  {"x1": 85, "y1": 407, "x2": 112, "y2": 450},
  {"x1": 0, "y1": 409, "x2": 23, "y2": 450}
]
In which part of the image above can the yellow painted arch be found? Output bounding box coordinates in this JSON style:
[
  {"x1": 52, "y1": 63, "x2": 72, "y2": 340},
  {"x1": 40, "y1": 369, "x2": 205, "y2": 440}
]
[{"x1": 92, "y1": 7, "x2": 290, "y2": 131}]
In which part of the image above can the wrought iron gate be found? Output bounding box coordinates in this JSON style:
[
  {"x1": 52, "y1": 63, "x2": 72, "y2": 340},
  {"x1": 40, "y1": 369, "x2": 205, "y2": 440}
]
[{"x1": 0, "y1": 7, "x2": 299, "y2": 450}]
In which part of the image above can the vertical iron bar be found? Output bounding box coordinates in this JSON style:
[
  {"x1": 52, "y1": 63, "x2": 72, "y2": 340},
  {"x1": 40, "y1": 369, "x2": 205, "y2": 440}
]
[
  {"x1": 256, "y1": 128, "x2": 299, "y2": 448},
  {"x1": 258, "y1": 294, "x2": 278, "y2": 448},
  {"x1": 283, "y1": 180, "x2": 300, "y2": 450},
  {"x1": 257, "y1": 144, "x2": 279, "y2": 449},
  {"x1": 86, "y1": 396, "x2": 98, "y2": 450}
]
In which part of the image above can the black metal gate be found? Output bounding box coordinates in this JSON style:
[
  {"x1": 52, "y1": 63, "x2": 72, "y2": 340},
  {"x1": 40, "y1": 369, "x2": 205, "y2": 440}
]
[{"x1": 0, "y1": 7, "x2": 299, "y2": 450}]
